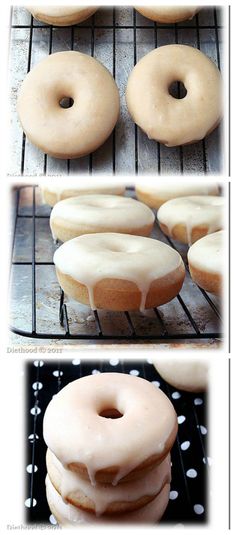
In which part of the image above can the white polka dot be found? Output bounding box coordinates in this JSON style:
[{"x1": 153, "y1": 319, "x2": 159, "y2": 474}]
[
  {"x1": 194, "y1": 504, "x2": 204, "y2": 515},
  {"x1": 178, "y1": 415, "x2": 186, "y2": 424},
  {"x1": 169, "y1": 490, "x2": 178, "y2": 500},
  {"x1": 129, "y1": 369, "x2": 140, "y2": 376},
  {"x1": 49, "y1": 515, "x2": 57, "y2": 525},
  {"x1": 72, "y1": 359, "x2": 81, "y2": 365},
  {"x1": 32, "y1": 382, "x2": 43, "y2": 391},
  {"x1": 197, "y1": 425, "x2": 207, "y2": 435},
  {"x1": 186, "y1": 468, "x2": 197, "y2": 478},
  {"x1": 33, "y1": 360, "x2": 44, "y2": 367},
  {"x1": 92, "y1": 369, "x2": 100, "y2": 375},
  {"x1": 26, "y1": 464, "x2": 38, "y2": 474},
  {"x1": 109, "y1": 358, "x2": 119, "y2": 366},
  {"x1": 146, "y1": 358, "x2": 153, "y2": 364},
  {"x1": 28, "y1": 434, "x2": 39, "y2": 442},
  {"x1": 181, "y1": 441, "x2": 190, "y2": 451},
  {"x1": 152, "y1": 380, "x2": 160, "y2": 388},
  {"x1": 52, "y1": 370, "x2": 63, "y2": 377},
  {"x1": 194, "y1": 398, "x2": 203, "y2": 406},
  {"x1": 203, "y1": 457, "x2": 212, "y2": 466},
  {"x1": 30, "y1": 407, "x2": 41, "y2": 416},
  {"x1": 25, "y1": 498, "x2": 37, "y2": 508},
  {"x1": 172, "y1": 391, "x2": 181, "y2": 399}
]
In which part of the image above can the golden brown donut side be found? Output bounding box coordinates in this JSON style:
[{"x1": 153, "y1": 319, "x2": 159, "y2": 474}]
[
  {"x1": 188, "y1": 263, "x2": 222, "y2": 295},
  {"x1": 51, "y1": 218, "x2": 154, "y2": 242},
  {"x1": 46, "y1": 450, "x2": 171, "y2": 515},
  {"x1": 55, "y1": 266, "x2": 185, "y2": 312},
  {"x1": 159, "y1": 222, "x2": 222, "y2": 245}
]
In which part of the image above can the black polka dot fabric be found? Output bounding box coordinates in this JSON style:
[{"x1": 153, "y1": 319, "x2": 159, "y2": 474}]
[{"x1": 25, "y1": 359, "x2": 208, "y2": 525}]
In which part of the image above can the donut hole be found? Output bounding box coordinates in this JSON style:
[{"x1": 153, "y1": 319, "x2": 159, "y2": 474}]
[
  {"x1": 168, "y1": 81, "x2": 187, "y2": 99},
  {"x1": 99, "y1": 408, "x2": 123, "y2": 419},
  {"x1": 59, "y1": 97, "x2": 74, "y2": 109}
]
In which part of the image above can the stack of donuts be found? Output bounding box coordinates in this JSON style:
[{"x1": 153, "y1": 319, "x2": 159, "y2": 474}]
[{"x1": 43, "y1": 372, "x2": 178, "y2": 525}]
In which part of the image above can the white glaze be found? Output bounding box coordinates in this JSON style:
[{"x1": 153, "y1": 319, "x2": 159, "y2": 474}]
[
  {"x1": 47, "y1": 449, "x2": 171, "y2": 516},
  {"x1": 46, "y1": 475, "x2": 170, "y2": 525},
  {"x1": 53, "y1": 232, "x2": 184, "y2": 310},
  {"x1": 188, "y1": 230, "x2": 224, "y2": 274},
  {"x1": 136, "y1": 183, "x2": 219, "y2": 201},
  {"x1": 126, "y1": 45, "x2": 222, "y2": 147},
  {"x1": 50, "y1": 194, "x2": 154, "y2": 231},
  {"x1": 43, "y1": 373, "x2": 177, "y2": 486},
  {"x1": 153, "y1": 360, "x2": 208, "y2": 392},
  {"x1": 157, "y1": 196, "x2": 224, "y2": 244},
  {"x1": 41, "y1": 183, "x2": 125, "y2": 204}
]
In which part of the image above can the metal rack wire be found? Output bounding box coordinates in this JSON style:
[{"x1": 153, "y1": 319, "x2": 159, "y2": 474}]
[
  {"x1": 10, "y1": 6, "x2": 224, "y2": 176},
  {"x1": 25, "y1": 359, "x2": 208, "y2": 524},
  {"x1": 10, "y1": 185, "x2": 222, "y2": 343}
]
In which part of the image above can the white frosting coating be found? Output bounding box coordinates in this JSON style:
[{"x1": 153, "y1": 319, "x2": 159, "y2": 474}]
[
  {"x1": 53, "y1": 233, "x2": 184, "y2": 310},
  {"x1": 47, "y1": 449, "x2": 171, "y2": 516},
  {"x1": 43, "y1": 373, "x2": 177, "y2": 486},
  {"x1": 136, "y1": 183, "x2": 219, "y2": 200},
  {"x1": 41, "y1": 183, "x2": 125, "y2": 203},
  {"x1": 50, "y1": 194, "x2": 154, "y2": 231},
  {"x1": 153, "y1": 360, "x2": 208, "y2": 392},
  {"x1": 135, "y1": 6, "x2": 200, "y2": 23},
  {"x1": 46, "y1": 475, "x2": 170, "y2": 525},
  {"x1": 158, "y1": 196, "x2": 224, "y2": 244},
  {"x1": 188, "y1": 230, "x2": 224, "y2": 275},
  {"x1": 126, "y1": 45, "x2": 222, "y2": 147}
]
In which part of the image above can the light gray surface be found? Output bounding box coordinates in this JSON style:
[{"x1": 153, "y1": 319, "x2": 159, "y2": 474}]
[
  {"x1": 9, "y1": 186, "x2": 222, "y2": 346},
  {"x1": 9, "y1": 6, "x2": 225, "y2": 176}
]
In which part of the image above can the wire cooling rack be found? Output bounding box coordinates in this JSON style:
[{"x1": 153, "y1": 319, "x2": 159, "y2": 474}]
[
  {"x1": 25, "y1": 359, "x2": 208, "y2": 525},
  {"x1": 9, "y1": 6, "x2": 224, "y2": 176},
  {"x1": 9, "y1": 185, "x2": 222, "y2": 344}
]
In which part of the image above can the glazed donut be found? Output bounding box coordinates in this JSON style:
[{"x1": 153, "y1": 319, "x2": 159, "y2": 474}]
[
  {"x1": 17, "y1": 51, "x2": 119, "y2": 159},
  {"x1": 41, "y1": 183, "x2": 125, "y2": 207},
  {"x1": 46, "y1": 475, "x2": 171, "y2": 525},
  {"x1": 188, "y1": 230, "x2": 224, "y2": 295},
  {"x1": 157, "y1": 196, "x2": 224, "y2": 245},
  {"x1": 126, "y1": 45, "x2": 222, "y2": 147},
  {"x1": 50, "y1": 195, "x2": 155, "y2": 242},
  {"x1": 135, "y1": 183, "x2": 219, "y2": 209},
  {"x1": 153, "y1": 360, "x2": 208, "y2": 392},
  {"x1": 46, "y1": 449, "x2": 171, "y2": 515},
  {"x1": 28, "y1": 6, "x2": 98, "y2": 26},
  {"x1": 135, "y1": 6, "x2": 200, "y2": 23},
  {"x1": 43, "y1": 373, "x2": 178, "y2": 486},
  {"x1": 53, "y1": 233, "x2": 185, "y2": 311}
]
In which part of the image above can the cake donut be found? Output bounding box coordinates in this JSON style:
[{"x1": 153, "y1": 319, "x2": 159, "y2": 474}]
[
  {"x1": 50, "y1": 195, "x2": 155, "y2": 242},
  {"x1": 126, "y1": 45, "x2": 222, "y2": 147},
  {"x1": 53, "y1": 233, "x2": 185, "y2": 311},
  {"x1": 135, "y1": 6, "x2": 200, "y2": 23},
  {"x1": 46, "y1": 475, "x2": 171, "y2": 525},
  {"x1": 157, "y1": 196, "x2": 224, "y2": 245},
  {"x1": 188, "y1": 230, "x2": 224, "y2": 295},
  {"x1": 135, "y1": 183, "x2": 219, "y2": 209},
  {"x1": 43, "y1": 373, "x2": 178, "y2": 486},
  {"x1": 17, "y1": 51, "x2": 119, "y2": 159},
  {"x1": 153, "y1": 360, "x2": 208, "y2": 392},
  {"x1": 28, "y1": 6, "x2": 98, "y2": 26},
  {"x1": 41, "y1": 183, "x2": 125, "y2": 207},
  {"x1": 46, "y1": 449, "x2": 171, "y2": 515}
]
